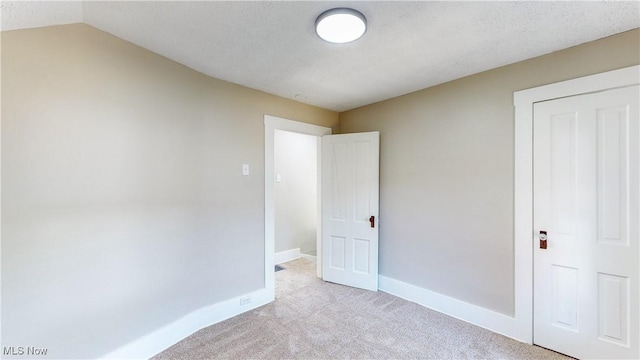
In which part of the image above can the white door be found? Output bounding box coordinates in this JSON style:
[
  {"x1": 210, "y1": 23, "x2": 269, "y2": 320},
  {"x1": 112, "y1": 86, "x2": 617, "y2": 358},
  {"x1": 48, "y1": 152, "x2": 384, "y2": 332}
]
[
  {"x1": 321, "y1": 132, "x2": 379, "y2": 291},
  {"x1": 533, "y1": 85, "x2": 639, "y2": 359}
]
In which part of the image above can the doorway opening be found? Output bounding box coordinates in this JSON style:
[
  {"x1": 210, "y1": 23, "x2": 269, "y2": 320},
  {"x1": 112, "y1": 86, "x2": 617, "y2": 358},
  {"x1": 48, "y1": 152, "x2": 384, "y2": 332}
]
[
  {"x1": 274, "y1": 130, "x2": 319, "y2": 264},
  {"x1": 264, "y1": 115, "x2": 332, "y2": 300}
]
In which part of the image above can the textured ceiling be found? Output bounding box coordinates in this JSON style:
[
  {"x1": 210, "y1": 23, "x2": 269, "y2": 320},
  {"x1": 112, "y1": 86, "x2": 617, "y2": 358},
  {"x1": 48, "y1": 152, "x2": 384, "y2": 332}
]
[{"x1": 2, "y1": 1, "x2": 639, "y2": 112}]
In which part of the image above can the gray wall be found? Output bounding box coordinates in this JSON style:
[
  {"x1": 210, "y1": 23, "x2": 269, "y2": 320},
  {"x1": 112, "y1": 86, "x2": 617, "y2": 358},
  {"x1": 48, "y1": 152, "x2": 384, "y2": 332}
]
[
  {"x1": 1, "y1": 24, "x2": 337, "y2": 359},
  {"x1": 339, "y1": 28, "x2": 640, "y2": 315}
]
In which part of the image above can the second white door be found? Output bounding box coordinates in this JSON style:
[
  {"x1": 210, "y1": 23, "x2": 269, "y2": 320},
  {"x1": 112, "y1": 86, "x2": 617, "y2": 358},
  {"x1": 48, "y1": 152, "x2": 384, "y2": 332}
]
[{"x1": 533, "y1": 85, "x2": 639, "y2": 359}]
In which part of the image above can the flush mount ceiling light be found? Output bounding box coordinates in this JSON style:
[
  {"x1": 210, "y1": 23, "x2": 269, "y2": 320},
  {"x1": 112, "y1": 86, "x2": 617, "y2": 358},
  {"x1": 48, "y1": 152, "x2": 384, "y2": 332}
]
[{"x1": 315, "y1": 8, "x2": 367, "y2": 44}]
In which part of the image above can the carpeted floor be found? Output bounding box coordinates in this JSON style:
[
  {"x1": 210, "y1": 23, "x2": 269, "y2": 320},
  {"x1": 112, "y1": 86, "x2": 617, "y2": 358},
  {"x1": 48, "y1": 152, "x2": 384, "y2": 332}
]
[{"x1": 153, "y1": 258, "x2": 570, "y2": 359}]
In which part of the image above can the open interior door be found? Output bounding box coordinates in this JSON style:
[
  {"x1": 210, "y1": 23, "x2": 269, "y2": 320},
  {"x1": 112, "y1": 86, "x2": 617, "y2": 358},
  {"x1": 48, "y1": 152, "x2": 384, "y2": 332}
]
[{"x1": 321, "y1": 132, "x2": 379, "y2": 291}]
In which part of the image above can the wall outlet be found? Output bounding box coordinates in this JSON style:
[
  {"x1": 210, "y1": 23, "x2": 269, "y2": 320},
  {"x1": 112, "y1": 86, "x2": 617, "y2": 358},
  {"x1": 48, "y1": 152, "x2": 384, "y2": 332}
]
[{"x1": 239, "y1": 296, "x2": 251, "y2": 306}]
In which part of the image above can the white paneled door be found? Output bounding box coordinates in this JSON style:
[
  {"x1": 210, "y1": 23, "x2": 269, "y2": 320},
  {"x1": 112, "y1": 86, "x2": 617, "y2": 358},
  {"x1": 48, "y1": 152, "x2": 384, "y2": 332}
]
[
  {"x1": 533, "y1": 86, "x2": 639, "y2": 359},
  {"x1": 322, "y1": 132, "x2": 379, "y2": 291}
]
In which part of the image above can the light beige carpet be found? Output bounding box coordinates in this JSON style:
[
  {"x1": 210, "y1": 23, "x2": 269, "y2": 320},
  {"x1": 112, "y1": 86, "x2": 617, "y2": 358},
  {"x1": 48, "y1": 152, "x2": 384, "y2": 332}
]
[{"x1": 153, "y1": 258, "x2": 570, "y2": 359}]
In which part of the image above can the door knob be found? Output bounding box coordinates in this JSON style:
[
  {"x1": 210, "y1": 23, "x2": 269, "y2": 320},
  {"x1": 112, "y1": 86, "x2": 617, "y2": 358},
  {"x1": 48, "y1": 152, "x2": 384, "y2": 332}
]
[{"x1": 539, "y1": 230, "x2": 547, "y2": 249}]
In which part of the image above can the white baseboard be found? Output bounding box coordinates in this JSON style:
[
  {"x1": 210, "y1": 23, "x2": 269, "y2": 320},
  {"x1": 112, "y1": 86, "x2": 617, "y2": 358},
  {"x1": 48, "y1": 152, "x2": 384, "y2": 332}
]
[
  {"x1": 379, "y1": 275, "x2": 527, "y2": 343},
  {"x1": 300, "y1": 254, "x2": 317, "y2": 262},
  {"x1": 101, "y1": 288, "x2": 272, "y2": 359},
  {"x1": 275, "y1": 248, "x2": 300, "y2": 264}
]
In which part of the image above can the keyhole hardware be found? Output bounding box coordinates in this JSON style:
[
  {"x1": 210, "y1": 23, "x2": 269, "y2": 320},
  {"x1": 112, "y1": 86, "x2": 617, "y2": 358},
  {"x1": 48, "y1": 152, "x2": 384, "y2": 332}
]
[
  {"x1": 539, "y1": 230, "x2": 547, "y2": 249},
  {"x1": 369, "y1": 216, "x2": 375, "y2": 228}
]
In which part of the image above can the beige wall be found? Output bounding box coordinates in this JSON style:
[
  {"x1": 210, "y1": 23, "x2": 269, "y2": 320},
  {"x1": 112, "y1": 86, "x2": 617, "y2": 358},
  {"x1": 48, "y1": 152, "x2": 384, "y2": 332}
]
[
  {"x1": 1, "y1": 23, "x2": 337, "y2": 359},
  {"x1": 339, "y1": 29, "x2": 640, "y2": 315}
]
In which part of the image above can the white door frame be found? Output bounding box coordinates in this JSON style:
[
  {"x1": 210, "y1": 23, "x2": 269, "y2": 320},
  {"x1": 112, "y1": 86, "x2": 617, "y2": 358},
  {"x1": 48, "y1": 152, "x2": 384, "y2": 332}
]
[
  {"x1": 513, "y1": 65, "x2": 640, "y2": 344},
  {"x1": 264, "y1": 115, "x2": 331, "y2": 300}
]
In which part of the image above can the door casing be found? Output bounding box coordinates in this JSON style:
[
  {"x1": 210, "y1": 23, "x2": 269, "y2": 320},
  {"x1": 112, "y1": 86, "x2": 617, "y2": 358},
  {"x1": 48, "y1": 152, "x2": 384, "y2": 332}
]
[{"x1": 513, "y1": 65, "x2": 640, "y2": 344}]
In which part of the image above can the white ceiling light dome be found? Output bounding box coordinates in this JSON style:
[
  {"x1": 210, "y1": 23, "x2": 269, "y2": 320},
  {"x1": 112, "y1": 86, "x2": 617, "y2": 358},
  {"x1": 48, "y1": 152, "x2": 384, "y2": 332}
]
[{"x1": 315, "y1": 8, "x2": 367, "y2": 44}]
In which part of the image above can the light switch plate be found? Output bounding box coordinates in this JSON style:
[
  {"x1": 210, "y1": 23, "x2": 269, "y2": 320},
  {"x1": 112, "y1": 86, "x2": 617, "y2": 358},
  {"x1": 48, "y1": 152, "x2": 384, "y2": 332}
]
[{"x1": 242, "y1": 164, "x2": 250, "y2": 176}]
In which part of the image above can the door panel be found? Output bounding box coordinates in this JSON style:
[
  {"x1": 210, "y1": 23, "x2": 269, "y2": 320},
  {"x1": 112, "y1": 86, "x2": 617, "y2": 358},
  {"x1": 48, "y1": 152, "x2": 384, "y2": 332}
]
[
  {"x1": 598, "y1": 105, "x2": 629, "y2": 246},
  {"x1": 597, "y1": 273, "x2": 629, "y2": 346},
  {"x1": 533, "y1": 85, "x2": 639, "y2": 359},
  {"x1": 550, "y1": 112, "x2": 577, "y2": 236},
  {"x1": 551, "y1": 265, "x2": 578, "y2": 331},
  {"x1": 329, "y1": 236, "x2": 346, "y2": 270},
  {"x1": 330, "y1": 142, "x2": 348, "y2": 221},
  {"x1": 322, "y1": 132, "x2": 379, "y2": 291},
  {"x1": 353, "y1": 238, "x2": 371, "y2": 274}
]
